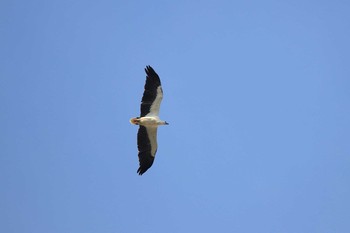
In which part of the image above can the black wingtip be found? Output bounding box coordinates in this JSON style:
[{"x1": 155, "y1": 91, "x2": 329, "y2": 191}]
[
  {"x1": 145, "y1": 65, "x2": 155, "y2": 75},
  {"x1": 137, "y1": 160, "x2": 154, "y2": 175},
  {"x1": 143, "y1": 65, "x2": 161, "y2": 87},
  {"x1": 137, "y1": 166, "x2": 148, "y2": 176}
]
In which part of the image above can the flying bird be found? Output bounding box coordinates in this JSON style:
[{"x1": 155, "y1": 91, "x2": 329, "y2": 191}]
[{"x1": 130, "y1": 66, "x2": 168, "y2": 175}]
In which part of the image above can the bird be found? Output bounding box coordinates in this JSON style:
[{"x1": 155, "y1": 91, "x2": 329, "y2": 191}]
[{"x1": 130, "y1": 66, "x2": 168, "y2": 175}]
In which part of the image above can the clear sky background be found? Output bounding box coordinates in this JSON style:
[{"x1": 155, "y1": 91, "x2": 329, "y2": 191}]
[{"x1": 1, "y1": 0, "x2": 350, "y2": 233}]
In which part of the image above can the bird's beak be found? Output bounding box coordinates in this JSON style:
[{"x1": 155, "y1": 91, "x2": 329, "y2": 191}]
[{"x1": 165, "y1": 121, "x2": 169, "y2": 125}]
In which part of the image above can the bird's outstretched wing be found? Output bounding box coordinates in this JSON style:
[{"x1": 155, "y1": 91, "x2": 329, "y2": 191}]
[
  {"x1": 137, "y1": 126, "x2": 158, "y2": 175},
  {"x1": 140, "y1": 66, "x2": 163, "y2": 117}
]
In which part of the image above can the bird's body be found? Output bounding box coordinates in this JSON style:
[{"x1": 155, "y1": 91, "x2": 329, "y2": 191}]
[
  {"x1": 130, "y1": 116, "x2": 167, "y2": 127},
  {"x1": 130, "y1": 66, "x2": 168, "y2": 175}
]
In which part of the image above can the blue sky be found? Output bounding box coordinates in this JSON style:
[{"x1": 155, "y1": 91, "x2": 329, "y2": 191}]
[{"x1": 1, "y1": 0, "x2": 350, "y2": 232}]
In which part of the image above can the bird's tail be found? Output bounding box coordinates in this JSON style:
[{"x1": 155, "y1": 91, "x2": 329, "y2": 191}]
[{"x1": 129, "y1": 117, "x2": 140, "y2": 125}]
